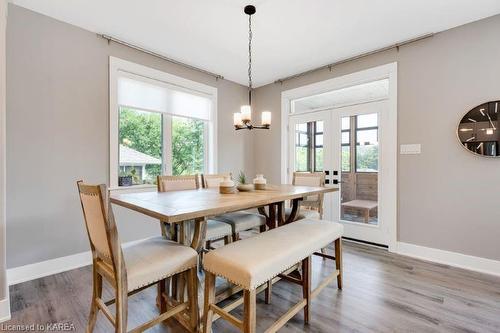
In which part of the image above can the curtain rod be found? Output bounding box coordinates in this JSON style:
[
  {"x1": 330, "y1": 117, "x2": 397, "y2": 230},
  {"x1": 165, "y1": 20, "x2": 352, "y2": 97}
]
[
  {"x1": 98, "y1": 34, "x2": 224, "y2": 81},
  {"x1": 274, "y1": 33, "x2": 434, "y2": 84}
]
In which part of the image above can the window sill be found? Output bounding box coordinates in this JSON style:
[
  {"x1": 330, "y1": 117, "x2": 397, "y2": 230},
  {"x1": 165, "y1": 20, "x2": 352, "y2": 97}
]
[{"x1": 109, "y1": 184, "x2": 157, "y2": 193}]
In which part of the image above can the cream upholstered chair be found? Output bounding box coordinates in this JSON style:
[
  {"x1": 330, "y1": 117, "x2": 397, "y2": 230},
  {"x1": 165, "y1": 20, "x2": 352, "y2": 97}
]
[
  {"x1": 157, "y1": 175, "x2": 232, "y2": 247},
  {"x1": 286, "y1": 172, "x2": 326, "y2": 221},
  {"x1": 202, "y1": 173, "x2": 266, "y2": 241},
  {"x1": 201, "y1": 173, "x2": 229, "y2": 189},
  {"x1": 77, "y1": 181, "x2": 199, "y2": 333}
]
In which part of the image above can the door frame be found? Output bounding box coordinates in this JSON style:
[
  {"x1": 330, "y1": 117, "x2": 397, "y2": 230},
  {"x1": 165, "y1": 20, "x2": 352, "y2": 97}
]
[{"x1": 280, "y1": 62, "x2": 398, "y2": 251}]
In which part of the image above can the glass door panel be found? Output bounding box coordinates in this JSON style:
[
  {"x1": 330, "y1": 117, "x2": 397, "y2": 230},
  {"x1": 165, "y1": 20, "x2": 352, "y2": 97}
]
[{"x1": 340, "y1": 113, "x2": 379, "y2": 225}]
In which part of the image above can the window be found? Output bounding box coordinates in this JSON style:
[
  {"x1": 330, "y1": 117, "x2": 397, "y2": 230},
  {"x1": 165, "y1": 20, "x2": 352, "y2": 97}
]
[
  {"x1": 355, "y1": 113, "x2": 378, "y2": 172},
  {"x1": 110, "y1": 57, "x2": 217, "y2": 188},
  {"x1": 294, "y1": 120, "x2": 323, "y2": 172}
]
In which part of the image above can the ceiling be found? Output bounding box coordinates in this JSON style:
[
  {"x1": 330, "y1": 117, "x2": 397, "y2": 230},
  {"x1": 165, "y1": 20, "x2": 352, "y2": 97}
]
[{"x1": 11, "y1": 0, "x2": 500, "y2": 87}]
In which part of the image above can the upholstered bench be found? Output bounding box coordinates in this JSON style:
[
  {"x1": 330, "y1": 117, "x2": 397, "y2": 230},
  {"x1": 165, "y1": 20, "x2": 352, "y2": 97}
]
[{"x1": 202, "y1": 219, "x2": 343, "y2": 333}]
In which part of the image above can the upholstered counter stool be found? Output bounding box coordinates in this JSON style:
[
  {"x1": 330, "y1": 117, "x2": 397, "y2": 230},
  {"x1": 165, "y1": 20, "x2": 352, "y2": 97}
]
[
  {"x1": 202, "y1": 219, "x2": 343, "y2": 333},
  {"x1": 77, "y1": 181, "x2": 199, "y2": 333},
  {"x1": 285, "y1": 172, "x2": 325, "y2": 221},
  {"x1": 202, "y1": 173, "x2": 267, "y2": 241},
  {"x1": 157, "y1": 174, "x2": 233, "y2": 247}
]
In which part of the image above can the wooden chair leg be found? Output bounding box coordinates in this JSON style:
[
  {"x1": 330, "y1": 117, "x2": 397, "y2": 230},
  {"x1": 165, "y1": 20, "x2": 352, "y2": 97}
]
[
  {"x1": 265, "y1": 280, "x2": 272, "y2": 304},
  {"x1": 259, "y1": 224, "x2": 266, "y2": 233},
  {"x1": 158, "y1": 279, "x2": 167, "y2": 314},
  {"x1": 203, "y1": 272, "x2": 216, "y2": 333},
  {"x1": 171, "y1": 273, "x2": 178, "y2": 301},
  {"x1": 243, "y1": 289, "x2": 257, "y2": 333},
  {"x1": 87, "y1": 267, "x2": 102, "y2": 333},
  {"x1": 224, "y1": 235, "x2": 232, "y2": 245},
  {"x1": 160, "y1": 221, "x2": 168, "y2": 238},
  {"x1": 232, "y1": 232, "x2": 240, "y2": 242},
  {"x1": 335, "y1": 238, "x2": 343, "y2": 289},
  {"x1": 115, "y1": 286, "x2": 128, "y2": 333},
  {"x1": 178, "y1": 272, "x2": 186, "y2": 303},
  {"x1": 302, "y1": 256, "x2": 312, "y2": 324},
  {"x1": 187, "y1": 267, "x2": 199, "y2": 333}
]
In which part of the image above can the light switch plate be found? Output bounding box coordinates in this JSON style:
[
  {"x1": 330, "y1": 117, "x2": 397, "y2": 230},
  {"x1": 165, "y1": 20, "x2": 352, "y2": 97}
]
[{"x1": 400, "y1": 144, "x2": 421, "y2": 154}]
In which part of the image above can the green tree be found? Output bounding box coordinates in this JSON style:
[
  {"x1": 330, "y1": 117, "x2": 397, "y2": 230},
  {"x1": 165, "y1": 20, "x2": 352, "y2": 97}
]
[
  {"x1": 119, "y1": 108, "x2": 162, "y2": 183},
  {"x1": 172, "y1": 117, "x2": 205, "y2": 175},
  {"x1": 356, "y1": 145, "x2": 379, "y2": 172}
]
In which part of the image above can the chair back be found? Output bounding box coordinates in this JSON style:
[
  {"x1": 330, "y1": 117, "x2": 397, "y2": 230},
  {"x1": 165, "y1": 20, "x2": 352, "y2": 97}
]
[
  {"x1": 292, "y1": 172, "x2": 325, "y2": 207},
  {"x1": 201, "y1": 173, "x2": 231, "y2": 189},
  {"x1": 77, "y1": 181, "x2": 120, "y2": 265},
  {"x1": 157, "y1": 175, "x2": 200, "y2": 192}
]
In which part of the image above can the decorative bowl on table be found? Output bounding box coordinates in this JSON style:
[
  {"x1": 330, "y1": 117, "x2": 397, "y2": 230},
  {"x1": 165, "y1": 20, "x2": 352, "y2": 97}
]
[{"x1": 237, "y1": 184, "x2": 254, "y2": 192}]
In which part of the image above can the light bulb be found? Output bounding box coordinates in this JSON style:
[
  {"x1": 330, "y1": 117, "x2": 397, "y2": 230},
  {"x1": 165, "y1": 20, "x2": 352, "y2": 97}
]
[
  {"x1": 233, "y1": 112, "x2": 242, "y2": 126},
  {"x1": 261, "y1": 111, "x2": 271, "y2": 126},
  {"x1": 241, "y1": 105, "x2": 251, "y2": 122}
]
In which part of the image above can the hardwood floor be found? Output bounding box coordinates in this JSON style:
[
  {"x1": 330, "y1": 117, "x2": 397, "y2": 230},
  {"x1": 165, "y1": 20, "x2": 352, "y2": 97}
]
[{"x1": 5, "y1": 241, "x2": 500, "y2": 332}]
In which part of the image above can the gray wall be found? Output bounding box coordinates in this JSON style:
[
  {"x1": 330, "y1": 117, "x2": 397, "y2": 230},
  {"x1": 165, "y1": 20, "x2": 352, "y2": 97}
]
[
  {"x1": 6, "y1": 4, "x2": 253, "y2": 268},
  {"x1": 253, "y1": 14, "x2": 500, "y2": 261},
  {"x1": 0, "y1": 0, "x2": 7, "y2": 302}
]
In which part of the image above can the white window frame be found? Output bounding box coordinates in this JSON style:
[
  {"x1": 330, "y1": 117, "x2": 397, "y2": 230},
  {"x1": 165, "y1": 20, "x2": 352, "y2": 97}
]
[{"x1": 109, "y1": 57, "x2": 218, "y2": 191}]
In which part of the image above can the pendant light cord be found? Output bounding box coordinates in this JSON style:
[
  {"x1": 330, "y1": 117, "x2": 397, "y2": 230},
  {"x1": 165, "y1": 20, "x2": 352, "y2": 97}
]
[{"x1": 248, "y1": 14, "x2": 253, "y2": 105}]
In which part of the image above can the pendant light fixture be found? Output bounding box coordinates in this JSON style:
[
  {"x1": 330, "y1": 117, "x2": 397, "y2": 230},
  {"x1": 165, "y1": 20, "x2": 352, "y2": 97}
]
[{"x1": 234, "y1": 5, "x2": 271, "y2": 130}]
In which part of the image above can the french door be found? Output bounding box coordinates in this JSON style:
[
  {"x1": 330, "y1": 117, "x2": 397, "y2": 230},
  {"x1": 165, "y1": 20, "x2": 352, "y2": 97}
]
[{"x1": 288, "y1": 101, "x2": 389, "y2": 246}]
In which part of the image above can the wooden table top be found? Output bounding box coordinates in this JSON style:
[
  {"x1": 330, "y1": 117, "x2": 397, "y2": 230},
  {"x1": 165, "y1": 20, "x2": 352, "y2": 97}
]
[{"x1": 110, "y1": 184, "x2": 337, "y2": 223}]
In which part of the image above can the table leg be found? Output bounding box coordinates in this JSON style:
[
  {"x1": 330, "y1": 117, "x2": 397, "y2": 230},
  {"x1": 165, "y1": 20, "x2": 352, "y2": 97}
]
[
  {"x1": 277, "y1": 201, "x2": 285, "y2": 227},
  {"x1": 285, "y1": 198, "x2": 302, "y2": 224},
  {"x1": 257, "y1": 206, "x2": 268, "y2": 219},
  {"x1": 190, "y1": 217, "x2": 207, "y2": 253},
  {"x1": 267, "y1": 203, "x2": 277, "y2": 229}
]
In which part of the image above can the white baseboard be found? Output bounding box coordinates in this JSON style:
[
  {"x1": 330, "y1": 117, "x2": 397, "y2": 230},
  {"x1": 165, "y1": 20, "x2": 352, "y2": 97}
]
[
  {"x1": 7, "y1": 238, "x2": 149, "y2": 286},
  {"x1": 396, "y1": 242, "x2": 500, "y2": 277},
  {"x1": 7, "y1": 251, "x2": 92, "y2": 286},
  {"x1": 0, "y1": 296, "x2": 10, "y2": 323}
]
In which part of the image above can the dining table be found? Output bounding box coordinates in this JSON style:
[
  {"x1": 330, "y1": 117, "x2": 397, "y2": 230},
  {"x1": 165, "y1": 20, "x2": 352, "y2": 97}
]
[{"x1": 110, "y1": 183, "x2": 337, "y2": 329}]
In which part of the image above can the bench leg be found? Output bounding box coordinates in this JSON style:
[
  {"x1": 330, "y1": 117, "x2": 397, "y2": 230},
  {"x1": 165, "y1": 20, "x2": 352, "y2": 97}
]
[
  {"x1": 243, "y1": 289, "x2": 256, "y2": 333},
  {"x1": 364, "y1": 208, "x2": 370, "y2": 223},
  {"x1": 335, "y1": 238, "x2": 343, "y2": 289},
  {"x1": 203, "y1": 272, "x2": 216, "y2": 333},
  {"x1": 302, "y1": 256, "x2": 312, "y2": 324}
]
